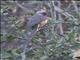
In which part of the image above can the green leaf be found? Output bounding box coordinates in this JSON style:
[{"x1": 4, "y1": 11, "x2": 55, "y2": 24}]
[
  {"x1": 68, "y1": 31, "x2": 75, "y2": 42},
  {"x1": 7, "y1": 35, "x2": 16, "y2": 42},
  {"x1": 48, "y1": 19, "x2": 63, "y2": 24},
  {"x1": 40, "y1": 55, "x2": 48, "y2": 60},
  {"x1": 0, "y1": 34, "x2": 3, "y2": 40},
  {"x1": 1, "y1": 49, "x2": 12, "y2": 59}
]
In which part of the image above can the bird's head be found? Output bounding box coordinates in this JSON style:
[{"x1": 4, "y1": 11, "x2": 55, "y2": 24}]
[{"x1": 36, "y1": 9, "x2": 47, "y2": 16}]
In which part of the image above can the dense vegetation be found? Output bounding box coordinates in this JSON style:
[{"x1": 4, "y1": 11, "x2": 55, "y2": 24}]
[{"x1": 1, "y1": 0, "x2": 80, "y2": 60}]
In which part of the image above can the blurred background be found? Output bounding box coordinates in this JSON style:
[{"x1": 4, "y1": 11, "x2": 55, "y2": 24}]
[{"x1": 1, "y1": 0, "x2": 80, "y2": 60}]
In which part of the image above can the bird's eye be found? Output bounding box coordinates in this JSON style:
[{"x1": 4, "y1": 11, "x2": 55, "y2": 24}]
[{"x1": 42, "y1": 12, "x2": 47, "y2": 15}]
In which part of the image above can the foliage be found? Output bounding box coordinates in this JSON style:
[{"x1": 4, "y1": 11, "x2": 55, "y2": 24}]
[{"x1": 1, "y1": 0, "x2": 80, "y2": 60}]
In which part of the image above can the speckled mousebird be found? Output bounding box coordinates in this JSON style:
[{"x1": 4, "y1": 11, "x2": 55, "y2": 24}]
[
  {"x1": 24, "y1": 9, "x2": 51, "y2": 45},
  {"x1": 24, "y1": 9, "x2": 50, "y2": 47},
  {"x1": 27, "y1": 9, "x2": 49, "y2": 31}
]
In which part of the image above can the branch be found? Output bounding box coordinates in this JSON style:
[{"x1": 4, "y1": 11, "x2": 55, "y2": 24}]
[
  {"x1": 21, "y1": 29, "x2": 38, "y2": 60},
  {"x1": 57, "y1": 1, "x2": 64, "y2": 35},
  {"x1": 52, "y1": 1, "x2": 78, "y2": 21},
  {"x1": 71, "y1": 0, "x2": 79, "y2": 14},
  {"x1": 15, "y1": 1, "x2": 33, "y2": 13}
]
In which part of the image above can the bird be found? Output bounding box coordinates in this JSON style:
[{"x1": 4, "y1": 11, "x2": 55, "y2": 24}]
[
  {"x1": 22, "y1": 9, "x2": 51, "y2": 51},
  {"x1": 27, "y1": 9, "x2": 50, "y2": 31},
  {"x1": 23, "y1": 9, "x2": 51, "y2": 47}
]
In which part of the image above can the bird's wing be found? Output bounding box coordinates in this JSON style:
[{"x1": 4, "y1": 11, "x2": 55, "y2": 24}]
[{"x1": 27, "y1": 14, "x2": 48, "y2": 28}]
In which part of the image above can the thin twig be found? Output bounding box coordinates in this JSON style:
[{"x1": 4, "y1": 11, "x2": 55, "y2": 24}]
[
  {"x1": 15, "y1": 1, "x2": 33, "y2": 13},
  {"x1": 57, "y1": 1, "x2": 64, "y2": 35},
  {"x1": 21, "y1": 29, "x2": 38, "y2": 60},
  {"x1": 71, "y1": 0, "x2": 79, "y2": 14},
  {"x1": 52, "y1": 1, "x2": 78, "y2": 21}
]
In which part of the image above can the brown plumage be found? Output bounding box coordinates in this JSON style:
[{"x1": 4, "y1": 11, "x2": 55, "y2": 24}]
[
  {"x1": 27, "y1": 9, "x2": 49, "y2": 31},
  {"x1": 25, "y1": 9, "x2": 50, "y2": 47},
  {"x1": 23, "y1": 9, "x2": 50, "y2": 49}
]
